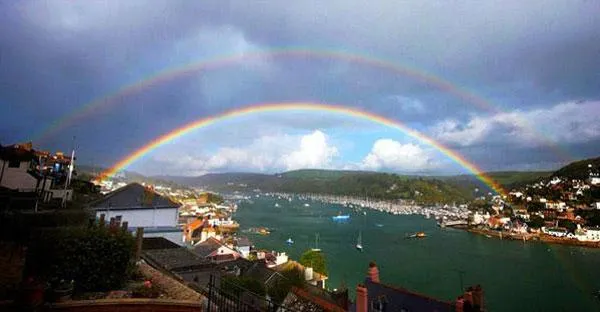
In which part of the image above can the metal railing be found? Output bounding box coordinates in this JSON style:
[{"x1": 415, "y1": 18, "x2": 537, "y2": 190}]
[{"x1": 205, "y1": 274, "x2": 300, "y2": 312}]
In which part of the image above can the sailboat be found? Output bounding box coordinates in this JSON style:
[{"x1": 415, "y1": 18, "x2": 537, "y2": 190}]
[
  {"x1": 312, "y1": 233, "x2": 321, "y2": 252},
  {"x1": 356, "y1": 231, "x2": 363, "y2": 251}
]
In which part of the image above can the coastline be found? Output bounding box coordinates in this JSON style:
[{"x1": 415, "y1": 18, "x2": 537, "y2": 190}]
[{"x1": 460, "y1": 226, "x2": 600, "y2": 249}]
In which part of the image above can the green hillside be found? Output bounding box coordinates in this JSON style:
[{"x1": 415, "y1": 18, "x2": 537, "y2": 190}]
[
  {"x1": 182, "y1": 169, "x2": 474, "y2": 204},
  {"x1": 552, "y1": 157, "x2": 600, "y2": 180}
]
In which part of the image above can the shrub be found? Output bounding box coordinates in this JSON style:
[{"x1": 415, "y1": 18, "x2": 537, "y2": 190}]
[{"x1": 27, "y1": 223, "x2": 135, "y2": 292}]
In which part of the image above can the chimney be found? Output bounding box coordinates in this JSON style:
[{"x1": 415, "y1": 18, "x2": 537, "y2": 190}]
[
  {"x1": 135, "y1": 227, "x2": 144, "y2": 261},
  {"x1": 472, "y1": 285, "x2": 484, "y2": 310},
  {"x1": 368, "y1": 261, "x2": 379, "y2": 283},
  {"x1": 455, "y1": 296, "x2": 465, "y2": 312},
  {"x1": 355, "y1": 284, "x2": 368, "y2": 312},
  {"x1": 463, "y1": 290, "x2": 473, "y2": 307}
]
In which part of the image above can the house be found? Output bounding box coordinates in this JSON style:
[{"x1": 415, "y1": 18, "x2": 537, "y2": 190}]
[
  {"x1": 576, "y1": 227, "x2": 600, "y2": 242},
  {"x1": 0, "y1": 143, "x2": 74, "y2": 203},
  {"x1": 234, "y1": 237, "x2": 253, "y2": 258},
  {"x1": 88, "y1": 183, "x2": 183, "y2": 244},
  {"x1": 0, "y1": 143, "x2": 41, "y2": 192},
  {"x1": 351, "y1": 262, "x2": 484, "y2": 312},
  {"x1": 545, "y1": 201, "x2": 566, "y2": 210},
  {"x1": 543, "y1": 227, "x2": 568, "y2": 237},
  {"x1": 192, "y1": 237, "x2": 240, "y2": 263}
]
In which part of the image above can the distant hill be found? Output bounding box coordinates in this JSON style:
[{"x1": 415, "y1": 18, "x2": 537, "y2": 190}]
[
  {"x1": 552, "y1": 156, "x2": 600, "y2": 180},
  {"x1": 76, "y1": 165, "x2": 193, "y2": 190},
  {"x1": 440, "y1": 171, "x2": 553, "y2": 192},
  {"x1": 163, "y1": 169, "x2": 476, "y2": 204}
]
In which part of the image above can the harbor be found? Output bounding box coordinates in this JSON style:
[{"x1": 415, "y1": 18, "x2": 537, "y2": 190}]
[{"x1": 233, "y1": 195, "x2": 600, "y2": 311}]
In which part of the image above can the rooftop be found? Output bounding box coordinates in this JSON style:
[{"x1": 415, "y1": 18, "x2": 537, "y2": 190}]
[{"x1": 88, "y1": 183, "x2": 179, "y2": 210}]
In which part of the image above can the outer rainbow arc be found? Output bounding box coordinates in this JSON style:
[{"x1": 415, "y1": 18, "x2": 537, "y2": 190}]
[
  {"x1": 98, "y1": 102, "x2": 506, "y2": 196},
  {"x1": 36, "y1": 49, "x2": 498, "y2": 141},
  {"x1": 35, "y1": 48, "x2": 573, "y2": 163}
]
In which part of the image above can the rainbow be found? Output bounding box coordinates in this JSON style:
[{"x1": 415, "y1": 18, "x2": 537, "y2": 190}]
[
  {"x1": 36, "y1": 48, "x2": 502, "y2": 142},
  {"x1": 98, "y1": 102, "x2": 507, "y2": 195}
]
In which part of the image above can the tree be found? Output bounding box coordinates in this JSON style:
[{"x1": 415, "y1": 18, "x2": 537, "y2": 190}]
[
  {"x1": 527, "y1": 215, "x2": 544, "y2": 229},
  {"x1": 527, "y1": 202, "x2": 545, "y2": 213},
  {"x1": 299, "y1": 250, "x2": 327, "y2": 275}
]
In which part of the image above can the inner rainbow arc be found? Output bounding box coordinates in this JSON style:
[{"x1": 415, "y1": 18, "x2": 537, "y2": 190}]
[{"x1": 97, "y1": 102, "x2": 506, "y2": 196}]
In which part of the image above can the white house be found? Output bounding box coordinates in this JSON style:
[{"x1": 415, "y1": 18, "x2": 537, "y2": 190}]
[
  {"x1": 576, "y1": 227, "x2": 600, "y2": 242},
  {"x1": 88, "y1": 183, "x2": 182, "y2": 244},
  {"x1": 0, "y1": 143, "x2": 73, "y2": 202},
  {"x1": 543, "y1": 227, "x2": 568, "y2": 237}
]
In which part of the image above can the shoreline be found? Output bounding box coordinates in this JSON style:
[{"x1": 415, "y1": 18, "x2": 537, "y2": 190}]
[{"x1": 460, "y1": 226, "x2": 600, "y2": 249}]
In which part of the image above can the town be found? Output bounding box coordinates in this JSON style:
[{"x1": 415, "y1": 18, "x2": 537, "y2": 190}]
[{"x1": 0, "y1": 142, "x2": 486, "y2": 311}]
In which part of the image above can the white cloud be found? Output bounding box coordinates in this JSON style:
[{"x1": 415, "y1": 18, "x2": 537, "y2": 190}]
[
  {"x1": 431, "y1": 100, "x2": 600, "y2": 147},
  {"x1": 360, "y1": 139, "x2": 437, "y2": 171},
  {"x1": 283, "y1": 130, "x2": 338, "y2": 170},
  {"x1": 143, "y1": 130, "x2": 338, "y2": 175}
]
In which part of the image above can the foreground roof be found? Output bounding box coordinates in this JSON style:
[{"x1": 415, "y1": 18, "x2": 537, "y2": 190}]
[
  {"x1": 88, "y1": 183, "x2": 179, "y2": 210},
  {"x1": 361, "y1": 278, "x2": 454, "y2": 312}
]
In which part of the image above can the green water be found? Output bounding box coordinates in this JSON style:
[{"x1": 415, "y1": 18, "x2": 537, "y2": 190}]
[{"x1": 234, "y1": 196, "x2": 600, "y2": 311}]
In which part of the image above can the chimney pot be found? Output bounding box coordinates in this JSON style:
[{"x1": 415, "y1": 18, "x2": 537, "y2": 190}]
[
  {"x1": 368, "y1": 262, "x2": 380, "y2": 283},
  {"x1": 355, "y1": 284, "x2": 368, "y2": 312},
  {"x1": 455, "y1": 297, "x2": 465, "y2": 312}
]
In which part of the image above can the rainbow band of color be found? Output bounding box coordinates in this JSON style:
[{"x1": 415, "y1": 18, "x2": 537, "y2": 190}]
[
  {"x1": 36, "y1": 48, "x2": 572, "y2": 163},
  {"x1": 98, "y1": 102, "x2": 506, "y2": 195}
]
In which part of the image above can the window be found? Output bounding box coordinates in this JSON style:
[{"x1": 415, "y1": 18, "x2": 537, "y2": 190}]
[
  {"x1": 8, "y1": 159, "x2": 20, "y2": 168},
  {"x1": 372, "y1": 295, "x2": 388, "y2": 312}
]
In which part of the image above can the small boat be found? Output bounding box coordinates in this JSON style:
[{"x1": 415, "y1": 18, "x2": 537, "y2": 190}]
[
  {"x1": 332, "y1": 213, "x2": 350, "y2": 221},
  {"x1": 311, "y1": 233, "x2": 321, "y2": 252},
  {"x1": 286, "y1": 238, "x2": 294, "y2": 245},
  {"x1": 375, "y1": 223, "x2": 384, "y2": 228},
  {"x1": 407, "y1": 232, "x2": 427, "y2": 239},
  {"x1": 304, "y1": 203, "x2": 310, "y2": 207},
  {"x1": 274, "y1": 203, "x2": 280, "y2": 207},
  {"x1": 356, "y1": 231, "x2": 363, "y2": 251},
  {"x1": 362, "y1": 211, "x2": 367, "y2": 216}
]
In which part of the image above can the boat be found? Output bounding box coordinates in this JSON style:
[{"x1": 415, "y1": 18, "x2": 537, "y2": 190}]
[
  {"x1": 407, "y1": 232, "x2": 427, "y2": 239},
  {"x1": 375, "y1": 223, "x2": 384, "y2": 228},
  {"x1": 304, "y1": 203, "x2": 310, "y2": 207},
  {"x1": 286, "y1": 238, "x2": 294, "y2": 245},
  {"x1": 356, "y1": 231, "x2": 363, "y2": 251},
  {"x1": 274, "y1": 203, "x2": 280, "y2": 207},
  {"x1": 311, "y1": 233, "x2": 321, "y2": 252},
  {"x1": 332, "y1": 215, "x2": 350, "y2": 221}
]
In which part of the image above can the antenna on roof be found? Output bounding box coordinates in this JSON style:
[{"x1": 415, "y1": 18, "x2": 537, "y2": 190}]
[{"x1": 62, "y1": 136, "x2": 76, "y2": 208}]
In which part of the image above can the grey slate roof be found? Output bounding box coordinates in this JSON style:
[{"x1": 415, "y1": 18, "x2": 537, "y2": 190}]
[
  {"x1": 359, "y1": 278, "x2": 454, "y2": 312},
  {"x1": 191, "y1": 237, "x2": 223, "y2": 258},
  {"x1": 88, "y1": 183, "x2": 179, "y2": 210},
  {"x1": 143, "y1": 247, "x2": 211, "y2": 271}
]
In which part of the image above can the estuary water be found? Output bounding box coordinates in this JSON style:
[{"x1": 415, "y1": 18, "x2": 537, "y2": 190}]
[{"x1": 234, "y1": 196, "x2": 600, "y2": 311}]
